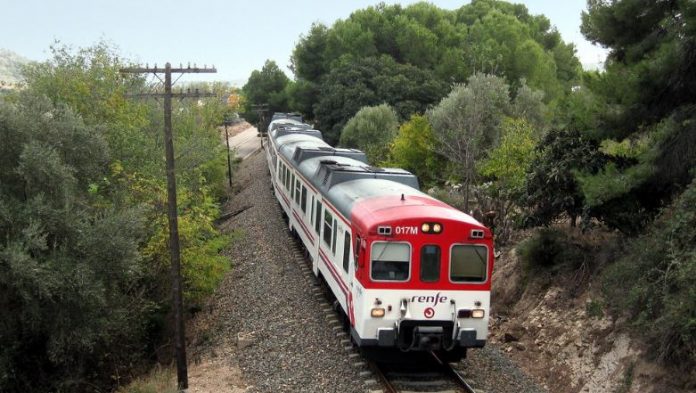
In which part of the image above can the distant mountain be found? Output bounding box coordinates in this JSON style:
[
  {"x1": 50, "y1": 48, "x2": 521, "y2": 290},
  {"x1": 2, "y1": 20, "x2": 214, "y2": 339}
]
[{"x1": 0, "y1": 48, "x2": 30, "y2": 86}]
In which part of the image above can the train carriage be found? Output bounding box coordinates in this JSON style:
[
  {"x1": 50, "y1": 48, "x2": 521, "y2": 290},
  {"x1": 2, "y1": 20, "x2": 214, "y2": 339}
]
[{"x1": 263, "y1": 114, "x2": 493, "y2": 361}]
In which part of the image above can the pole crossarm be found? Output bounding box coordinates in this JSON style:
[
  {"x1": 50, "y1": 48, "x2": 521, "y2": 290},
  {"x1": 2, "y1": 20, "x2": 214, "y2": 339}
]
[
  {"x1": 125, "y1": 92, "x2": 216, "y2": 98},
  {"x1": 120, "y1": 67, "x2": 217, "y2": 74}
]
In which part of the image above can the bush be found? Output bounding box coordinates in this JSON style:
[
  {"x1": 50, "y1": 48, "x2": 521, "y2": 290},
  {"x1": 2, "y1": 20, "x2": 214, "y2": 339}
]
[
  {"x1": 339, "y1": 103, "x2": 398, "y2": 164},
  {"x1": 388, "y1": 114, "x2": 444, "y2": 186},
  {"x1": 516, "y1": 228, "x2": 587, "y2": 273},
  {"x1": 0, "y1": 93, "x2": 152, "y2": 392},
  {"x1": 602, "y1": 179, "x2": 696, "y2": 375},
  {"x1": 0, "y1": 43, "x2": 232, "y2": 392}
]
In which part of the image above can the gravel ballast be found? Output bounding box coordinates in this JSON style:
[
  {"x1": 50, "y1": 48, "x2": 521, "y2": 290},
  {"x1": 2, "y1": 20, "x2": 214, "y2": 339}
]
[{"x1": 189, "y1": 149, "x2": 547, "y2": 393}]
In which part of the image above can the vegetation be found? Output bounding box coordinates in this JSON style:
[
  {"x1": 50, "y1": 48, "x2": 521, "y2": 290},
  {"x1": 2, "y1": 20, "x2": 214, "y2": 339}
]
[
  {"x1": 313, "y1": 55, "x2": 447, "y2": 144},
  {"x1": 241, "y1": 59, "x2": 290, "y2": 125},
  {"x1": 602, "y1": 179, "x2": 696, "y2": 375},
  {"x1": 0, "y1": 43, "x2": 232, "y2": 392},
  {"x1": 289, "y1": 0, "x2": 579, "y2": 128},
  {"x1": 339, "y1": 103, "x2": 399, "y2": 164},
  {"x1": 516, "y1": 228, "x2": 588, "y2": 274},
  {"x1": 387, "y1": 114, "x2": 444, "y2": 187}
]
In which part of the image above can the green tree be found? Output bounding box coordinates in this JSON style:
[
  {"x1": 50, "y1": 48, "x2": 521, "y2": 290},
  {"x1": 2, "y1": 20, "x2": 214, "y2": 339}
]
[
  {"x1": 242, "y1": 60, "x2": 290, "y2": 125},
  {"x1": 314, "y1": 55, "x2": 447, "y2": 144},
  {"x1": 428, "y1": 73, "x2": 511, "y2": 209},
  {"x1": 480, "y1": 118, "x2": 537, "y2": 196},
  {"x1": 339, "y1": 104, "x2": 399, "y2": 164},
  {"x1": 289, "y1": 0, "x2": 581, "y2": 131},
  {"x1": 388, "y1": 114, "x2": 444, "y2": 186},
  {"x1": 0, "y1": 93, "x2": 150, "y2": 392},
  {"x1": 523, "y1": 128, "x2": 607, "y2": 228},
  {"x1": 573, "y1": 0, "x2": 696, "y2": 231},
  {"x1": 1, "y1": 42, "x2": 231, "y2": 392}
]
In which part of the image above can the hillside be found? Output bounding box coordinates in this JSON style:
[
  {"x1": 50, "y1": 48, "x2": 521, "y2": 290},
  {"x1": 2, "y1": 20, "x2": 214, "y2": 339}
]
[{"x1": 0, "y1": 48, "x2": 30, "y2": 88}]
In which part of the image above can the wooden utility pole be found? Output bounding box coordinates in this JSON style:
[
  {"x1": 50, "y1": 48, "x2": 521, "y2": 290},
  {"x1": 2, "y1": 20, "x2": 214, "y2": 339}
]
[
  {"x1": 223, "y1": 118, "x2": 234, "y2": 187},
  {"x1": 251, "y1": 103, "x2": 269, "y2": 133},
  {"x1": 120, "y1": 62, "x2": 216, "y2": 391}
]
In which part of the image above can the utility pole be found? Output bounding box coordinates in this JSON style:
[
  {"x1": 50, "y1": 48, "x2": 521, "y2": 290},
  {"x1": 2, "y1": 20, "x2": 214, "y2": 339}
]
[
  {"x1": 120, "y1": 62, "x2": 216, "y2": 391},
  {"x1": 223, "y1": 118, "x2": 234, "y2": 187},
  {"x1": 251, "y1": 103, "x2": 269, "y2": 133}
]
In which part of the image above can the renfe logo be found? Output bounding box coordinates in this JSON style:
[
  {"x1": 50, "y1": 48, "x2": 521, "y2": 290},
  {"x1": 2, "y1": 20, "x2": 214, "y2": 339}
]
[{"x1": 411, "y1": 292, "x2": 448, "y2": 307}]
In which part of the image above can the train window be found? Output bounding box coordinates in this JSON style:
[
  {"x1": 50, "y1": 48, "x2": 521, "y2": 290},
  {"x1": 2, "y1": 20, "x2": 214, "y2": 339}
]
[
  {"x1": 370, "y1": 242, "x2": 411, "y2": 281},
  {"x1": 291, "y1": 174, "x2": 296, "y2": 199},
  {"x1": 343, "y1": 233, "x2": 351, "y2": 272},
  {"x1": 450, "y1": 245, "x2": 487, "y2": 283},
  {"x1": 315, "y1": 201, "x2": 322, "y2": 234},
  {"x1": 283, "y1": 167, "x2": 288, "y2": 189},
  {"x1": 294, "y1": 179, "x2": 301, "y2": 204},
  {"x1": 331, "y1": 219, "x2": 337, "y2": 255},
  {"x1": 310, "y1": 196, "x2": 315, "y2": 221},
  {"x1": 323, "y1": 210, "x2": 333, "y2": 247},
  {"x1": 420, "y1": 245, "x2": 441, "y2": 282},
  {"x1": 300, "y1": 186, "x2": 307, "y2": 212}
]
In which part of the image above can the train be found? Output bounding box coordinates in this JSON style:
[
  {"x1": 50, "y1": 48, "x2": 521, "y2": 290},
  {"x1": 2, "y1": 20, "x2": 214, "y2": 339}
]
[{"x1": 262, "y1": 113, "x2": 494, "y2": 361}]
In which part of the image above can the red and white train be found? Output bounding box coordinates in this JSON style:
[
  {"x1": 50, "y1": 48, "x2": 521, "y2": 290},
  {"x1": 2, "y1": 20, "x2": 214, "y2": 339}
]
[{"x1": 263, "y1": 114, "x2": 494, "y2": 361}]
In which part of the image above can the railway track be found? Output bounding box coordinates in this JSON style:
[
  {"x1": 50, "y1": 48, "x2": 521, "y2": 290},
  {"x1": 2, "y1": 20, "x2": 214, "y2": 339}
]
[{"x1": 368, "y1": 351, "x2": 477, "y2": 393}]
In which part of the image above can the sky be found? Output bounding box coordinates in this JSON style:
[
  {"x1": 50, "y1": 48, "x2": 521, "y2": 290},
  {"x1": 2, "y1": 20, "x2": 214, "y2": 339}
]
[{"x1": 1, "y1": 0, "x2": 608, "y2": 85}]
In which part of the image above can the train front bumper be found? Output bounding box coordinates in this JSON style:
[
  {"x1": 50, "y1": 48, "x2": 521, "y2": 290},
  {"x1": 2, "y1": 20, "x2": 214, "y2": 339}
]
[{"x1": 370, "y1": 323, "x2": 486, "y2": 351}]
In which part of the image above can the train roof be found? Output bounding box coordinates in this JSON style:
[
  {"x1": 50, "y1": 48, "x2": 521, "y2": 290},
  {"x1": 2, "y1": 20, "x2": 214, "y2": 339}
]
[
  {"x1": 275, "y1": 133, "x2": 368, "y2": 165},
  {"x1": 271, "y1": 126, "x2": 323, "y2": 141},
  {"x1": 349, "y1": 192, "x2": 483, "y2": 232},
  {"x1": 271, "y1": 112, "x2": 303, "y2": 122},
  {"x1": 297, "y1": 157, "x2": 420, "y2": 217},
  {"x1": 276, "y1": 134, "x2": 329, "y2": 157},
  {"x1": 269, "y1": 118, "x2": 306, "y2": 132}
]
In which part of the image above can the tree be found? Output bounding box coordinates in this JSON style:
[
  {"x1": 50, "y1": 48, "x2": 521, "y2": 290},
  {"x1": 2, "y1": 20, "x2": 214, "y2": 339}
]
[
  {"x1": 289, "y1": 0, "x2": 581, "y2": 132},
  {"x1": 571, "y1": 0, "x2": 696, "y2": 232},
  {"x1": 388, "y1": 114, "x2": 444, "y2": 186},
  {"x1": 339, "y1": 104, "x2": 399, "y2": 165},
  {"x1": 314, "y1": 55, "x2": 447, "y2": 144},
  {"x1": 428, "y1": 73, "x2": 511, "y2": 210},
  {"x1": 242, "y1": 60, "x2": 290, "y2": 124},
  {"x1": 0, "y1": 93, "x2": 149, "y2": 392},
  {"x1": 480, "y1": 118, "x2": 537, "y2": 196},
  {"x1": 523, "y1": 128, "x2": 607, "y2": 228},
  {"x1": 1, "y1": 42, "x2": 231, "y2": 392}
]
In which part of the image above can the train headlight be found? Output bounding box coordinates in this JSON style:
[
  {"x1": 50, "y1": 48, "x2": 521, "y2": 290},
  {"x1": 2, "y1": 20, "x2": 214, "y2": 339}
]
[
  {"x1": 472, "y1": 309, "x2": 485, "y2": 318},
  {"x1": 371, "y1": 308, "x2": 385, "y2": 318},
  {"x1": 421, "y1": 223, "x2": 430, "y2": 233},
  {"x1": 433, "y1": 223, "x2": 442, "y2": 233}
]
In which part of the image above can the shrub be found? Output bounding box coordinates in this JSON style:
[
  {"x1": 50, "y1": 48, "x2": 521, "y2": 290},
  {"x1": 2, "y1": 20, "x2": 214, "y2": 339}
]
[
  {"x1": 388, "y1": 114, "x2": 444, "y2": 186},
  {"x1": 339, "y1": 103, "x2": 399, "y2": 165},
  {"x1": 516, "y1": 228, "x2": 587, "y2": 273},
  {"x1": 602, "y1": 179, "x2": 696, "y2": 374}
]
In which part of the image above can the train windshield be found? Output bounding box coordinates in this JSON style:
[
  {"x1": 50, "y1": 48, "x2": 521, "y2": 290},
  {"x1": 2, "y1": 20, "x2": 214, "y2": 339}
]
[
  {"x1": 450, "y1": 245, "x2": 487, "y2": 282},
  {"x1": 420, "y1": 245, "x2": 441, "y2": 282},
  {"x1": 371, "y1": 241, "x2": 410, "y2": 281}
]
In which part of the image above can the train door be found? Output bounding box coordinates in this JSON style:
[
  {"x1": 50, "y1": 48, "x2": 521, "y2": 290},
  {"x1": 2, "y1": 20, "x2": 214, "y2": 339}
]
[{"x1": 342, "y1": 230, "x2": 355, "y2": 326}]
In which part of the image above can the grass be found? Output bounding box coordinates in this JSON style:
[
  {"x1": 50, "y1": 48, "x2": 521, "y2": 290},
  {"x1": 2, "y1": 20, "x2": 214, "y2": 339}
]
[{"x1": 116, "y1": 365, "x2": 178, "y2": 393}]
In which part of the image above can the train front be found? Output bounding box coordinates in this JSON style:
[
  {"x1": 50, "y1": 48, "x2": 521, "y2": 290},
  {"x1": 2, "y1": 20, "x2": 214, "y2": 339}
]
[{"x1": 350, "y1": 195, "x2": 494, "y2": 360}]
